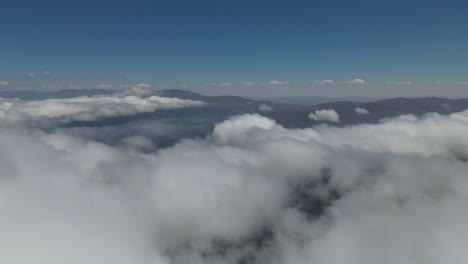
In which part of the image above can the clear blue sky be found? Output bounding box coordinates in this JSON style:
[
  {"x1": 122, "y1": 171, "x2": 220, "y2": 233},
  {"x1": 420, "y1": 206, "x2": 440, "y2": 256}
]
[{"x1": 1, "y1": 0, "x2": 468, "y2": 97}]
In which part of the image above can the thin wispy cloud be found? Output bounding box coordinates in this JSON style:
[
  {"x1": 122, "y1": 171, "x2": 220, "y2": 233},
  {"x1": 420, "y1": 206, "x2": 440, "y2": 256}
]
[
  {"x1": 209, "y1": 82, "x2": 233, "y2": 87},
  {"x1": 96, "y1": 84, "x2": 113, "y2": 89},
  {"x1": 355, "y1": 107, "x2": 370, "y2": 115},
  {"x1": 313, "y1": 80, "x2": 335, "y2": 85},
  {"x1": 395, "y1": 81, "x2": 414, "y2": 85},
  {"x1": 347, "y1": 78, "x2": 366, "y2": 84},
  {"x1": 267, "y1": 80, "x2": 289, "y2": 85}
]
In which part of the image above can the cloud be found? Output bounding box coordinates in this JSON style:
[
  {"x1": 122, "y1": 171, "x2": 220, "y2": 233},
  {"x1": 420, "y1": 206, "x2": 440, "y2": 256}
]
[
  {"x1": 27, "y1": 72, "x2": 36, "y2": 78},
  {"x1": 4, "y1": 107, "x2": 468, "y2": 263},
  {"x1": 0, "y1": 95, "x2": 205, "y2": 127},
  {"x1": 96, "y1": 84, "x2": 113, "y2": 89},
  {"x1": 267, "y1": 80, "x2": 289, "y2": 85},
  {"x1": 42, "y1": 71, "x2": 51, "y2": 76},
  {"x1": 241, "y1": 81, "x2": 256, "y2": 86},
  {"x1": 0, "y1": 81, "x2": 8, "y2": 86},
  {"x1": 119, "y1": 83, "x2": 154, "y2": 96},
  {"x1": 313, "y1": 80, "x2": 335, "y2": 85},
  {"x1": 354, "y1": 107, "x2": 370, "y2": 115},
  {"x1": 308, "y1": 109, "x2": 340, "y2": 122},
  {"x1": 396, "y1": 81, "x2": 413, "y2": 85},
  {"x1": 347, "y1": 78, "x2": 366, "y2": 84},
  {"x1": 209, "y1": 82, "x2": 233, "y2": 87},
  {"x1": 135, "y1": 83, "x2": 151, "y2": 88},
  {"x1": 258, "y1": 103, "x2": 273, "y2": 112}
]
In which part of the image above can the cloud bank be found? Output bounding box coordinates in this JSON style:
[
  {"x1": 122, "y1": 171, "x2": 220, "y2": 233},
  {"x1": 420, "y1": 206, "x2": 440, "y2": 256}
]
[
  {"x1": 2, "y1": 108, "x2": 468, "y2": 263},
  {"x1": 0, "y1": 95, "x2": 205, "y2": 127}
]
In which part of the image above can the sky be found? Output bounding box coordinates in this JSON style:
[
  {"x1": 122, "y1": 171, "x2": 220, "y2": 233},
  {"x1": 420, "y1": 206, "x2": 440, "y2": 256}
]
[{"x1": 1, "y1": 0, "x2": 468, "y2": 97}]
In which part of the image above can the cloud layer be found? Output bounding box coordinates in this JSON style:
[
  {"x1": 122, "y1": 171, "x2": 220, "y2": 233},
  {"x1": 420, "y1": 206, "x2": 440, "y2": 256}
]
[
  {"x1": 2, "y1": 107, "x2": 468, "y2": 263},
  {"x1": 0, "y1": 95, "x2": 205, "y2": 127}
]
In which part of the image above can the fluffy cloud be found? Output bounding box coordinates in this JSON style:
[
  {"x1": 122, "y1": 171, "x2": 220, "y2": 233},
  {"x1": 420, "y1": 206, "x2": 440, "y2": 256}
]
[
  {"x1": 313, "y1": 80, "x2": 335, "y2": 85},
  {"x1": 347, "y1": 78, "x2": 366, "y2": 84},
  {"x1": 3, "y1": 108, "x2": 468, "y2": 263},
  {"x1": 0, "y1": 81, "x2": 8, "y2": 86},
  {"x1": 354, "y1": 107, "x2": 370, "y2": 115},
  {"x1": 308, "y1": 109, "x2": 340, "y2": 123},
  {"x1": 0, "y1": 95, "x2": 204, "y2": 127},
  {"x1": 241, "y1": 81, "x2": 256, "y2": 86}
]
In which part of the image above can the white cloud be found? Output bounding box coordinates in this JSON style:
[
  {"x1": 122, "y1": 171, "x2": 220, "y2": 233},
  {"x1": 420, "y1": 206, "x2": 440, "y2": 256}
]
[
  {"x1": 42, "y1": 71, "x2": 51, "y2": 76},
  {"x1": 308, "y1": 109, "x2": 340, "y2": 123},
  {"x1": 258, "y1": 103, "x2": 273, "y2": 112},
  {"x1": 96, "y1": 84, "x2": 113, "y2": 89},
  {"x1": 241, "y1": 81, "x2": 256, "y2": 86},
  {"x1": 355, "y1": 107, "x2": 370, "y2": 115},
  {"x1": 134, "y1": 83, "x2": 151, "y2": 88},
  {"x1": 396, "y1": 81, "x2": 413, "y2": 85},
  {"x1": 119, "y1": 83, "x2": 154, "y2": 96},
  {"x1": 0, "y1": 95, "x2": 205, "y2": 127},
  {"x1": 209, "y1": 82, "x2": 232, "y2": 87},
  {"x1": 347, "y1": 78, "x2": 366, "y2": 84},
  {"x1": 314, "y1": 79, "x2": 335, "y2": 85},
  {"x1": 27, "y1": 72, "x2": 36, "y2": 78},
  {"x1": 267, "y1": 80, "x2": 289, "y2": 85},
  {"x1": 0, "y1": 81, "x2": 8, "y2": 86},
  {"x1": 4, "y1": 107, "x2": 468, "y2": 263}
]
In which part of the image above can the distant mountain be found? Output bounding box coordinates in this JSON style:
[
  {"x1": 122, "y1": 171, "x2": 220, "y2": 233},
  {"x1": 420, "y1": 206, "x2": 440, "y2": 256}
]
[
  {"x1": 156, "y1": 89, "x2": 468, "y2": 127},
  {"x1": 0, "y1": 89, "x2": 114, "y2": 100},
  {"x1": 25, "y1": 88, "x2": 468, "y2": 148},
  {"x1": 3, "y1": 88, "x2": 468, "y2": 129}
]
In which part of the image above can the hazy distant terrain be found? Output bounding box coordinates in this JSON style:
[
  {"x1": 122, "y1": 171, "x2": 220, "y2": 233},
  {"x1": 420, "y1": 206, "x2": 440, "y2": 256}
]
[{"x1": 4, "y1": 89, "x2": 468, "y2": 149}]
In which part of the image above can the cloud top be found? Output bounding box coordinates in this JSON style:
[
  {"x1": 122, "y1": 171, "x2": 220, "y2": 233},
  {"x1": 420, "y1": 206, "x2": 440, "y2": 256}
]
[
  {"x1": 354, "y1": 107, "x2": 370, "y2": 115},
  {"x1": 309, "y1": 109, "x2": 340, "y2": 122},
  {"x1": 2, "y1": 105, "x2": 468, "y2": 263},
  {"x1": 0, "y1": 95, "x2": 205, "y2": 126}
]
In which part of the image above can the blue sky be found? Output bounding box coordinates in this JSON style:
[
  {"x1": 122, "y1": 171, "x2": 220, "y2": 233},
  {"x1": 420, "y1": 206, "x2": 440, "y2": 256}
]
[{"x1": 1, "y1": 0, "x2": 468, "y2": 97}]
